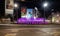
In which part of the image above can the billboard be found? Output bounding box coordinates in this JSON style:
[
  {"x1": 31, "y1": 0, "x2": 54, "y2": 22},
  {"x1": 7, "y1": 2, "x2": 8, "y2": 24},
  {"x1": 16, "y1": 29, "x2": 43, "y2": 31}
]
[
  {"x1": 21, "y1": 8, "x2": 33, "y2": 18},
  {"x1": 5, "y1": 0, "x2": 14, "y2": 15},
  {"x1": 26, "y1": 9, "x2": 33, "y2": 18},
  {"x1": 21, "y1": 7, "x2": 26, "y2": 18}
]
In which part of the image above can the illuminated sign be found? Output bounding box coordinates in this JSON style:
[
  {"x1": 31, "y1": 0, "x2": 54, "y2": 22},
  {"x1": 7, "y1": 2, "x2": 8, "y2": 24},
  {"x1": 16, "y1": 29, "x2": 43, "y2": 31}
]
[
  {"x1": 5, "y1": 0, "x2": 14, "y2": 14},
  {"x1": 26, "y1": 9, "x2": 33, "y2": 19}
]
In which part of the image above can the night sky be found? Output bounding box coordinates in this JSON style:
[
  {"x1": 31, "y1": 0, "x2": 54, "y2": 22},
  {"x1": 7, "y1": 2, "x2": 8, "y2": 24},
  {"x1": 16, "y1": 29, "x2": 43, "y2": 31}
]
[
  {"x1": 0, "y1": 0, "x2": 60, "y2": 18},
  {"x1": 0, "y1": 0, "x2": 5, "y2": 18}
]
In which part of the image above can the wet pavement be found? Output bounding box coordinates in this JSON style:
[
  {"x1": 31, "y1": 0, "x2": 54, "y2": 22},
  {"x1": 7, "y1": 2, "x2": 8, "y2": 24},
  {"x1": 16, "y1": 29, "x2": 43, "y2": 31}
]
[{"x1": 0, "y1": 24, "x2": 60, "y2": 36}]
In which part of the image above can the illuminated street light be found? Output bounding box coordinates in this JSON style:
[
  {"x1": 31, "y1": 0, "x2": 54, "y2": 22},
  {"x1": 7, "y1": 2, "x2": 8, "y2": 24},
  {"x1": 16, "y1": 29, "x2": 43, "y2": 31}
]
[
  {"x1": 14, "y1": 3, "x2": 18, "y2": 8},
  {"x1": 14, "y1": 3, "x2": 19, "y2": 21},
  {"x1": 43, "y1": 2, "x2": 48, "y2": 8},
  {"x1": 43, "y1": 2, "x2": 49, "y2": 23}
]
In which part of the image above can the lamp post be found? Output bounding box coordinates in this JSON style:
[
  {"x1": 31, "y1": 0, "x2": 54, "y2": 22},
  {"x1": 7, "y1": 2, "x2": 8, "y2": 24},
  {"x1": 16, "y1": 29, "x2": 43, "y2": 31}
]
[
  {"x1": 14, "y1": 3, "x2": 19, "y2": 22},
  {"x1": 43, "y1": 2, "x2": 49, "y2": 23}
]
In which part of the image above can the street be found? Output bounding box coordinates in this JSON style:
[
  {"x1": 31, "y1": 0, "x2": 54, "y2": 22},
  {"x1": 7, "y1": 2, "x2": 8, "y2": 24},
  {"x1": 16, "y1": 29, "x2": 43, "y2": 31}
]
[
  {"x1": 0, "y1": 24, "x2": 60, "y2": 36},
  {"x1": 0, "y1": 0, "x2": 60, "y2": 36}
]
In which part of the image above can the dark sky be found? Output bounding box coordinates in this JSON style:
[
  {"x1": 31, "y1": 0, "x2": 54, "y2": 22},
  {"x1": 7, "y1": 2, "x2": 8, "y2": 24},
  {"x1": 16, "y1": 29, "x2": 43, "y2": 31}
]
[{"x1": 0, "y1": 0, "x2": 5, "y2": 17}]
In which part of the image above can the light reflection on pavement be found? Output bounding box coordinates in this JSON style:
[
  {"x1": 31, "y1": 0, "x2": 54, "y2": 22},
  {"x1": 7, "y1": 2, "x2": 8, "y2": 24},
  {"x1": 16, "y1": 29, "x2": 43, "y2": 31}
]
[
  {"x1": 0, "y1": 28, "x2": 60, "y2": 36},
  {"x1": 0, "y1": 24, "x2": 60, "y2": 36}
]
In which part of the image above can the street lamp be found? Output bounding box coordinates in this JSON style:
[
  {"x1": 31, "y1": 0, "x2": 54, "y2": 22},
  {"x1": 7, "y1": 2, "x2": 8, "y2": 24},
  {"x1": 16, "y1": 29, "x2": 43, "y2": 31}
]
[
  {"x1": 14, "y1": 3, "x2": 18, "y2": 8},
  {"x1": 43, "y1": 2, "x2": 49, "y2": 23},
  {"x1": 43, "y1": 2, "x2": 48, "y2": 8},
  {"x1": 14, "y1": 3, "x2": 19, "y2": 21}
]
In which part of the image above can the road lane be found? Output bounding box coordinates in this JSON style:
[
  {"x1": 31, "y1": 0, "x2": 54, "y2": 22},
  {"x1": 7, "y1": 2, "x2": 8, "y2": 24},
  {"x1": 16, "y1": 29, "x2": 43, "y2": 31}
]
[
  {"x1": 0, "y1": 28, "x2": 60, "y2": 36},
  {"x1": 0, "y1": 24, "x2": 60, "y2": 29},
  {"x1": 0, "y1": 24, "x2": 60, "y2": 36}
]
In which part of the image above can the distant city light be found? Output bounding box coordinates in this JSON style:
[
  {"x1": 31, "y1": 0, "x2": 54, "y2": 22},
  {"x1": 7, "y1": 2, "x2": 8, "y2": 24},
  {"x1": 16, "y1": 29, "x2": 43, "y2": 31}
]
[
  {"x1": 52, "y1": 17, "x2": 55, "y2": 22},
  {"x1": 14, "y1": 3, "x2": 18, "y2": 8},
  {"x1": 52, "y1": 13, "x2": 54, "y2": 14},
  {"x1": 21, "y1": 0, "x2": 25, "y2": 1},
  {"x1": 56, "y1": 20, "x2": 59, "y2": 23},
  {"x1": 43, "y1": 2, "x2": 48, "y2": 8},
  {"x1": 35, "y1": 7, "x2": 38, "y2": 10},
  {"x1": 57, "y1": 14, "x2": 59, "y2": 16},
  {"x1": 51, "y1": 9, "x2": 54, "y2": 11}
]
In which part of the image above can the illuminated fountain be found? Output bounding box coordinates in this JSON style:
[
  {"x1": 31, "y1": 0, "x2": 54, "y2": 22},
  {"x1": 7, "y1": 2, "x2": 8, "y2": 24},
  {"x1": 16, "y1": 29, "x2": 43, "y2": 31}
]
[
  {"x1": 17, "y1": 7, "x2": 48, "y2": 24},
  {"x1": 17, "y1": 17, "x2": 48, "y2": 24}
]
